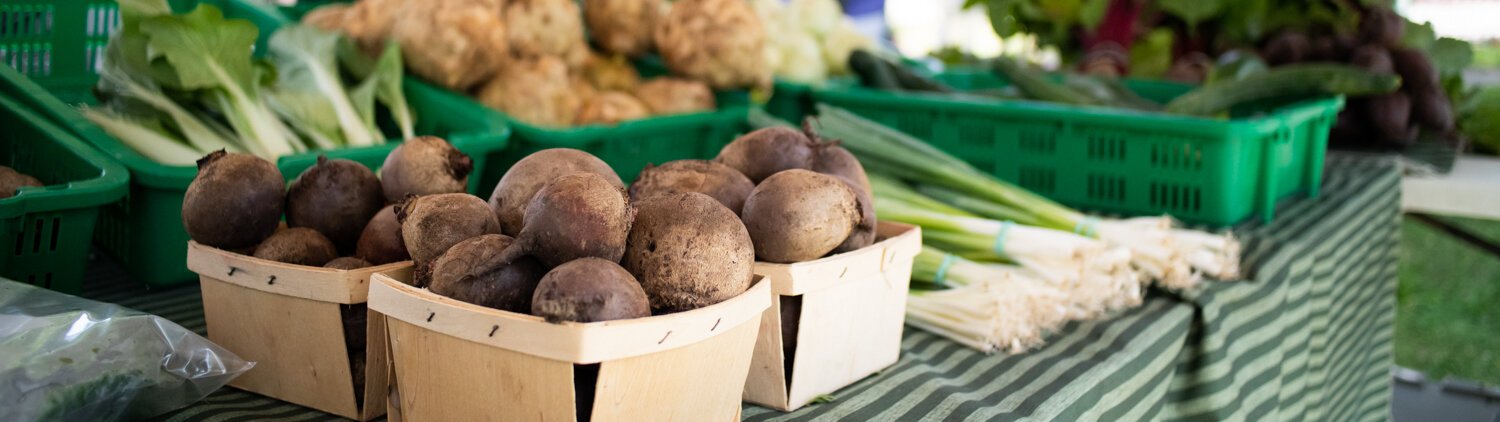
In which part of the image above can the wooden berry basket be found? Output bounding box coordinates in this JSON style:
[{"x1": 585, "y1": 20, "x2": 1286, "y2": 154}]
[
  {"x1": 744, "y1": 222, "x2": 922, "y2": 411},
  {"x1": 186, "y1": 241, "x2": 407, "y2": 421},
  {"x1": 369, "y1": 270, "x2": 772, "y2": 421}
]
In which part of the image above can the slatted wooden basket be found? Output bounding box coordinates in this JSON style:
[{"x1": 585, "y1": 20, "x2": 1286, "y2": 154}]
[
  {"x1": 369, "y1": 270, "x2": 772, "y2": 421},
  {"x1": 187, "y1": 241, "x2": 405, "y2": 421},
  {"x1": 744, "y1": 222, "x2": 922, "y2": 411}
]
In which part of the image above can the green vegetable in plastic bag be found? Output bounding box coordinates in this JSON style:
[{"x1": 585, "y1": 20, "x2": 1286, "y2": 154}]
[{"x1": 0, "y1": 280, "x2": 252, "y2": 421}]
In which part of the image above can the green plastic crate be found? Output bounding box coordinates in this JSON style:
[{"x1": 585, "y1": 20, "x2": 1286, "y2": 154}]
[
  {"x1": 0, "y1": 0, "x2": 511, "y2": 287},
  {"x1": 0, "y1": 93, "x2": 128, "y2": 294},
  {"x1": 813, "y1": 70, "x2": 1344, "y2": 226},
  {"x1": 766, "y1": 79, "x2": 817, "y2": 124}
]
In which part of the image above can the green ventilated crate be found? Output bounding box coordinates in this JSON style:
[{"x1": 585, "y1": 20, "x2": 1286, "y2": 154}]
[
  {"x1": 766, "y1": 79, "x2": 817, "y2": 124},
  {"x1": 813, "y1": 70, "x2": 1344, "y2": 226},
  {"x1": 0, "y1": 93, "x2": 128, "y2": 294},
  {"x1": 0, "y1": 0, "x2": 510, "y2": 287}
]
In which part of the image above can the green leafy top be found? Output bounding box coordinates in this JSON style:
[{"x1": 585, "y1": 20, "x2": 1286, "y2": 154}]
[{"x1": 138, "y1": 5, "x2": 260, "y2": 92}]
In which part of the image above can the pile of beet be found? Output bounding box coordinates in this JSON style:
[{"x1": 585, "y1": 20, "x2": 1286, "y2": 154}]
[{"x1": 181, "y1": 136, "x2": 474, "y2": 401}]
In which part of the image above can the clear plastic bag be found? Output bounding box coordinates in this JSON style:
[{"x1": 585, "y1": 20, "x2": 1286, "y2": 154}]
[{"x1": 0, "y1": 280, "x2": 253, "y2": 422}]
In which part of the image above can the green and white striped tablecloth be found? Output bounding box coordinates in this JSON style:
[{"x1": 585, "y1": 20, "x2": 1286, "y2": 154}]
[{"x1": 79, "y1": 153, "x2": 1400, "y2": 421}]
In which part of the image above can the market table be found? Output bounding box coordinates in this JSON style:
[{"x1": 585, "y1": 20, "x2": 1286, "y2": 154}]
[{"x1": 76, "y1": 153, "x2": 1400, "y2": 421}]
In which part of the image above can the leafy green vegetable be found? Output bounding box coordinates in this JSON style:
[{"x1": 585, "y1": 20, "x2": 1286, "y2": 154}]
[
  {"x1": 268, "y1": 25, "x2": 379, "y2": 147},
  {"x1": 1077, "y1": 0, "x2": 1109, "y2": 30},
  {"x1": 98, "y1": 70, "x2": 242, "y2": 154},
  {"x1": 81, "y1": 109, "x2": 203, "y2": 165},
  {"x1": 1402, "y1": 19, "x2": 1437, "y2": 51},
  {"x1": 1461, "y1": 87, "x2": 1500, "y2": 154},
  {"x1": 1429, "y1": 37, "x2": 1474, "y2": 77},
  {"x1": 1159, "y1": 0, "x2": 1225, "y2": 30},
  {"x1": 266, "y1": 90, "x2": 342, "y2": 150},
  {"x1": 1128, "y1": 29, "x2": 1174, "y2": 78},
  {"x1": 138, "y1": 4, "x2": 296, "y2": 158},
  {"x1": 343, "y1": 42, "x2": 416, "y2": 139}
]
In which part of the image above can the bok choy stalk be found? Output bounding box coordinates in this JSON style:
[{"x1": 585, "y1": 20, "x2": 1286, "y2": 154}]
[
  {"x1": 342, "y1": 41, "x2": 416, "y2": 139},
  {"x1": 80, "y1": 109, "x2": 203, "y2": 165},
  {"x1": 804, "y1": 105, "x2": 1241, "y2": 289},
  {"x1": 94, "y1": 70, "x2": 244, "y2": 155},
  {"x1": 908, "y1": 246, "x2": 1070, "y2": 354},
  {"x1": 267, "y1": 25, "x2": 379, "y2": 147},
  {"x1": 136, "y1": 4, "x2": 297, "y2": 158}
]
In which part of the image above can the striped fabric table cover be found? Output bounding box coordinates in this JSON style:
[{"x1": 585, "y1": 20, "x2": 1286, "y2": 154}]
[{"x1": 78, "y1": 153, "x2": 1399, "y2": 421}]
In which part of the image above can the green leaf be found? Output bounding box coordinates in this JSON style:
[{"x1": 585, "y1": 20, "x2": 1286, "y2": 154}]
[
  {"x1": 983, "y1": 0, "x2": 1025, "y2": 37},
  {"x1": 116, "y1": 0, "x2": 171, "y2": 25},
  {"x1": 1402, "y1": 19, "x2": 1436, "y2": 51},
  {"x1": 1039, "y1": 0, "x2": 1082, "y2": 23},
  {"x1": 1213, "y1": 0, "x2": 1268, "y2": 48},
  {"x1": 811, "y1": 394, "x2": 837, "y2": 404},
  {"x1": 99, "y1": 70, "x2": 241, "y2": 154},
  {"x1": 1461, "y1": 87, "x2": 1500, "y2": 153},
  {"x1": 1079, "y1": 0, "x2": 1109, "y2": 29},
  {"x1": 137, "y1": 4, "x2": 296, "y2": 159},
  {"x1": 1129, "y1": 28, "x2": 1174, "y2": 78},
  {"x1": 348, "y1": 76, "x2": 379, "y2": 137},
  {"x1": 354, "y1": 42, "x2": 414, "y2": 140},
  {"x1": 1159, "y1": 0, "x2": 1225, "y2": 28},
  {"x1": 269, "y1": 24, "x2": 378, "y2": 147},
  {"x1": 139, "y1": 5, "x2": 259, "y2": 92},
  {"x1": 1428, "y1": 37, "x2": 1474, "y2": 77},
  {"x1": 80, "y1": 108, "x2": 203, "y2": 165},
  {"x1": 266, "y1": 90, "x2": 341, "y2": 150}
]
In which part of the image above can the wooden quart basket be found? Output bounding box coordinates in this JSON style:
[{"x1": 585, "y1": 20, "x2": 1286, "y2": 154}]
[
  {"x1": 744, "y1": 222, "x2": 922, "y2": 411},
  {"x1": 369, "y1": 270, "x2": 772, "y2": 421},
  {"x1": 186, "y1": 241, "x2": 406, "y2": 420}
]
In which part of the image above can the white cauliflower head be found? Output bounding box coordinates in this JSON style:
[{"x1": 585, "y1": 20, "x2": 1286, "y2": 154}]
[
  {"x1": 478, "y1": 56, "x2": 582, "y2": 127},
  {"x1": 775, "y1": 31, "x2": 826, "y2": 84},
  {"x1": 654, "y1": 0, "x2": 771, "y2": 90},
  {"x1": 575, "y1": 91, "x2": 651, "y2": 125},
  {"x1": 633, "y1": 77, "x2": 716, "y2": 115},
  {"x1": 585, "y1": 0, "x2": 667, "y2": 57},
  {"x1": 505, "y1": 0, "x2": 589, "y2": 68},
  {"x1": 390, "y1": 0, "x2": 509, "y2": 91}
]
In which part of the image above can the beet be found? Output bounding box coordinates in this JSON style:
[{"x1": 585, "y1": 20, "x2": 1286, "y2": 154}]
[
  {"x1": 740, "y1": 169, "x2": 859, "y2": 263},
  {"x1": 183, "y1": 151, "x2": 285, "y2": 250},
  {"x1": 325, "y1": 257, "x2": 373, "y2": 270},
  {"x1": 429, "y1": 234, "x2": 546, "y2": 313},
  {"x1": 356, "y1": 205, "x2": 410, "y2": 265},
  {"x1": 0, "y1": 165, "x2": 42, "y2": 199},
  {"x1": 287, "y1": 156, "x2": 385, "y2": 254},
  {"x1": 1263, "y1": 32, "x2": 1310, "y2": 65},
  {"x1": 1391, "y1": 48, "x2": 1441, "y2": 92},
  {"x1": 1412, "y1": 90, "x2": 1455, "y2": 133},
  {"x1": 488, "y1": 148, "x2": 623, "y2": 236},
  {"x1": 499, "y1": 172, "x2": 633, "y2": 268},
  {"x1": 1360, "y1": 7, "x2": 1405, "y2": 47},
  {"x1": 396, "y1": 193, "x2": 502, "y2": 265},
  {"x1": 1363, "y1": 92, "x2": 1414, "y2": 147},
  {"x1": 624, "y1": 191, "x2": 753, "y2": 312},
  {"x1": 253, "y1": 227, "x2": 339, "y2": 266},
  {"x1": 812, "y1": 143, "x2": 876, "y2": 253},
  {"x1": 380, "y1": 136, "x2": 473, "y2": 202},
  {"x1": 1350, "y1": 44, "x2": 1394, "y2": 74},
  {"x1": 628, "y1": 160, "x2": 754, "y2": 215},
  {"x1": 531, "y1": 257, "x2": 651, "y2": 323},
  {"x1": 714, "y1": 127, "x2": 817, "y2": 184}
]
